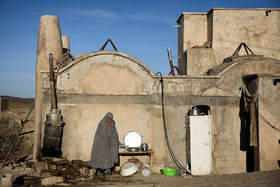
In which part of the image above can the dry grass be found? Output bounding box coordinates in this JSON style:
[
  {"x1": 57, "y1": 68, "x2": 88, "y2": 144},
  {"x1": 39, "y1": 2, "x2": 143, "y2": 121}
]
[{"x1": 0, "y1": 101, "x2": 35, "y2": 162}]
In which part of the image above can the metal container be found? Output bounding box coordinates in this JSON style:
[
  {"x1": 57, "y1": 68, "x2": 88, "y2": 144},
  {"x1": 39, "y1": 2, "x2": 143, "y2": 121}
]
[
  {"x1": 141, "y1": 165, "x2": 150, "y2": 177},
  {"x1": 188, "y1": 108, "x2": 201, "y2": 116},
  {"x1": 127, "y1": 147, "x2": 139, "y2": 152},
  {"x1": 141, "y1": 143, "x2": 148, "y2": 151},
  {"x1": 188, "y1": 105, "x2": 211, "y2": 116}
]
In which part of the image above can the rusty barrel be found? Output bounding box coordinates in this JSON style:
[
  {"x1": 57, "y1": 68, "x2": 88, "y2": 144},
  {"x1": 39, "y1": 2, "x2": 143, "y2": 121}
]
[{"x1": 42, "y1": 109, "x2": 64, "y2": 157}]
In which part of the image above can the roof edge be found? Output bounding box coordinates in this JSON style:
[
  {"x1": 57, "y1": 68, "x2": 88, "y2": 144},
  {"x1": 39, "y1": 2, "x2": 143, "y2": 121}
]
[{"x1": 177, "y1": 8, "x2": 280, "y2": 22}]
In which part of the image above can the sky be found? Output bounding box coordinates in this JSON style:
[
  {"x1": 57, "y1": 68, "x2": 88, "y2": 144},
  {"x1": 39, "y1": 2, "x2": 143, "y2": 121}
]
[{"x1": 0, "y1": 0, "x2": 279, "y2": 98}]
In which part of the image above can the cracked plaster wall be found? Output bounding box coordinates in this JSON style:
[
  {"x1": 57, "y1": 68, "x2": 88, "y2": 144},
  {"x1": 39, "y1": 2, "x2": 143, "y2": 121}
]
[
  {"x1": 257, "y1": 75, "x2": 280, "y2": 171},
  {"x1": 177, "y1": 9, "x2": 280, "y2": 76},
  {"x1": 211, "y1": 9, "x2": 280, "y2": 67}
]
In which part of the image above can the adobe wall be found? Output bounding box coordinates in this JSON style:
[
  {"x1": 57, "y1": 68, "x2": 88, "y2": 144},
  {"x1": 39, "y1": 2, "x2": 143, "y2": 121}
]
[
  {"x1": 177, "y1": 9, "x2": 280, "y2": 76},
  {"x1": 211, "y1": 9, "x2": 280, "y2": 67},
  {"x1": 177, "y1": 13, "x2": 208, "y2": 75},
  {"x1": 257, "y1": 75, "x2": 280, "y2": 171}
]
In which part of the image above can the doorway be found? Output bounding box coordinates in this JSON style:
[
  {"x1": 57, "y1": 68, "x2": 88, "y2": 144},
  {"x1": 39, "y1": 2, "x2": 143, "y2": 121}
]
[{"x1": 240, "y1": 75, "x2": 260, "y2": 172}]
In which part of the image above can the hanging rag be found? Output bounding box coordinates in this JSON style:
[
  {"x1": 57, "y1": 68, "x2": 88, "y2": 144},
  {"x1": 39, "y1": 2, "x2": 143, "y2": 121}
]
[{"x1": 249, "y1": 96, "x2": 258, "y2": 146}]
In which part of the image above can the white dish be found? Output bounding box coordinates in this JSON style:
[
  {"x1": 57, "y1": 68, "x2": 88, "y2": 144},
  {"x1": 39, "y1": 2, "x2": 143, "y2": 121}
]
[
  {"x1": 123, "y1": 131, "x2": 142, "y2": 148},
  {"x1": 120, "y1": 162, "x2": 139, "y2": 176}
]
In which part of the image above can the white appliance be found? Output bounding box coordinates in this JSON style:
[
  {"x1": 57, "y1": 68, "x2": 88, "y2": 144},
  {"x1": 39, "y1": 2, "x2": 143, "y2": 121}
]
[{"x1": 187, "y1": 115, "x2": 212, "y2": 175}]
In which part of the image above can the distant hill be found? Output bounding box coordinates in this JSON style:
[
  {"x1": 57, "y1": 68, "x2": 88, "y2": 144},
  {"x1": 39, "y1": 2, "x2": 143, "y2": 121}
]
[{"x1": 0, "y1": 96, "x2": 34, "y2": 105}]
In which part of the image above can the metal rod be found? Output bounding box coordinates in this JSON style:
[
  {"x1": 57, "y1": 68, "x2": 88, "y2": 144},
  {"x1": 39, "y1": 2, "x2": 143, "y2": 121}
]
[
  {"x1": 244, "y1": 45, "x2": 249, "y2": 55},
  {"x1": 100, "y1": 39, "x2": 118, "y2": 51},
  {"x1": 244, "y1": 43, "x2": 255, "y2": 55},
  {"x1": 19, "y1": 130, "x2": 34, "y2": 136}
]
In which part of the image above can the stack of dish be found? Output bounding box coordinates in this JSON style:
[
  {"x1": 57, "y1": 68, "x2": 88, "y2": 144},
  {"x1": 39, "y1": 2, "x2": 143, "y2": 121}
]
[{"x1": 124, "y1": 131, "x2": 142, "y2": 151}]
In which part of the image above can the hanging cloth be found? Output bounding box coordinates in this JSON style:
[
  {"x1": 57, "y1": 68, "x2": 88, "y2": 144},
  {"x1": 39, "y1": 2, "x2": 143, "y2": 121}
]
[
  {"x1": 249, "y1": 96, "x2": 258, "y2": 146},
  {"x1": 241, "y1": 85, "x2": 259, "y2": 147}
]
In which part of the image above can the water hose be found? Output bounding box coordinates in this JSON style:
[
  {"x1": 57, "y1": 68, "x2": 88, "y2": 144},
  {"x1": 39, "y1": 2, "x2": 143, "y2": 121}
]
[{"x1": 156, "y1": 72, "x2": 188, "y2": 174}]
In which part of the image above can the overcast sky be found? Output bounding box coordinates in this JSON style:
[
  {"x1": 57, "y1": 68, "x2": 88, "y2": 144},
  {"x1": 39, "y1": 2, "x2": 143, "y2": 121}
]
[{"x1": 0, "y1": 0, "x2": 279, "y2": 98}]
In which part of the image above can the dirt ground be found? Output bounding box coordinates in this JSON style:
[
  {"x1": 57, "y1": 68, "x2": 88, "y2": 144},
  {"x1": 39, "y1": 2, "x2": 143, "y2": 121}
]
[
  {"x1": 0, "y1": 166, "x2": 280, "y2": 186},
  {"x1": 90, "y1": 170, "x2": 280, "y2": 187}
]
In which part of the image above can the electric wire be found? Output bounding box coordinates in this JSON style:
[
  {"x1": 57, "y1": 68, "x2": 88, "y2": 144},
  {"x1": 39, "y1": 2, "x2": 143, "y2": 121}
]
[
  {"x1": 156, "y1": 72, "x2": 188, "y2": 174},
  {"x1": 258, "y1": 111, "x2": 280, "y2": 133}
]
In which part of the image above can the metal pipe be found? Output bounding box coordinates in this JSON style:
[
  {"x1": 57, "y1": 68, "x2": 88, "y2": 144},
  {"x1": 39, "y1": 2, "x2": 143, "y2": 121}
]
[{"x1": 49, "y1": 53, "x2": 57, "y2": 110}]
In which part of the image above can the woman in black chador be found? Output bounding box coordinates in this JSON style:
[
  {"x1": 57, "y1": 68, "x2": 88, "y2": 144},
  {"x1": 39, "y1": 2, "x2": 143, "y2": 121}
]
[{"x1": 88, "y1": 112, "x2": 119, "y2": 178}]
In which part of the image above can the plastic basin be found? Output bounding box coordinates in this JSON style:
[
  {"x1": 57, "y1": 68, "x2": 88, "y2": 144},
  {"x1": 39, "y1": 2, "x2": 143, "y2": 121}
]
[{"x1": 160, "y1": 168, "x2": 178, "y2": 176}]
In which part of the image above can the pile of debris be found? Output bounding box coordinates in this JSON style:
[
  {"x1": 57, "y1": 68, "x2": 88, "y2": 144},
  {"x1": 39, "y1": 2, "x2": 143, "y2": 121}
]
[
  {"x1": 1, "y1": 157, "x2": 97, "y2": 186},
  {"x1": 33, "y1": 158, "x2": 95, "y2": 185}
]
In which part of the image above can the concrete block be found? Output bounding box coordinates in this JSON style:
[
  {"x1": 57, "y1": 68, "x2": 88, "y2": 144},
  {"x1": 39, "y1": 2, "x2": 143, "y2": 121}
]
[{"x1": 41, "y1": 176, "x2": 64, "y2": 185}]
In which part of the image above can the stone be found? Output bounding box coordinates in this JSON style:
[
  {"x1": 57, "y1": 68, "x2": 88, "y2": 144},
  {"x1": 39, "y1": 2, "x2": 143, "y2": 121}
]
[
  {"x1": 84, "y1": 168, "x2": 90, "y2": 177},
  {"x1": 40, "y1": 170, "x2": 52, "y2": 178},
  {"x1": 48, "y1": 163, "x2": 57, "y2": 170},
  {"x1": 34, "y1": 161, "x2": 47, "y2": 174},
  {"x1": 41, "y1": 176, "x2": 64, "y2": 185},
  {"x1": 1, "y1": 173, "x2": 13, "y2": 187}
]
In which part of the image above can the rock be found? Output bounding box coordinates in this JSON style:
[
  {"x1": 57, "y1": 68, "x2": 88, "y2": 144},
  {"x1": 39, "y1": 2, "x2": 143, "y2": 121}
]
[
  {"x1": 56, "y1": 182, "x2": 69, "y2": 185},
  {"x1": 71, "y1": 160, "x2": 83, "y2": 165},
  {"x1": 52, "y1": 157, "x2": 66, "y2": 162},
  {"x1": 84, "y1": 168, "x2": 90, "y2": 177},
  {"x1": 40, "y1": 170, "x2": 52, "y2": 178},
  {"x1": 48, "y1": 163, "x2": 57, "y2": 170},
  {"x1": 1, "y1": 173, "x2": 13, "y2": 187},
  {"x1": 56, "y1": 165, "x2": 63, "y2": 171},
  {"x1": 34, "y1": 161, "x2": 47, "y2": 174},
  {"x1": 41, "y1": 176, "x2": 64, "y2": 185}
]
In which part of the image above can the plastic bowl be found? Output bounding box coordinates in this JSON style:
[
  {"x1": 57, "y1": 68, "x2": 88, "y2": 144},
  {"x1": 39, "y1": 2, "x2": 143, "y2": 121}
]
[
  {"x1": 120, "y1": 162, "x2": 139, "y2": 176},
  {"x1": 160, "y1": 168, "x2": 178, "y2": 176}
]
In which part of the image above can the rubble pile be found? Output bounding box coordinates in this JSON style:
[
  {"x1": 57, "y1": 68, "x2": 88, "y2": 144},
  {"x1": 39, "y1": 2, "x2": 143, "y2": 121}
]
[{"x1": 34, "y1": 158, "x2": 96, "y2": 185}]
